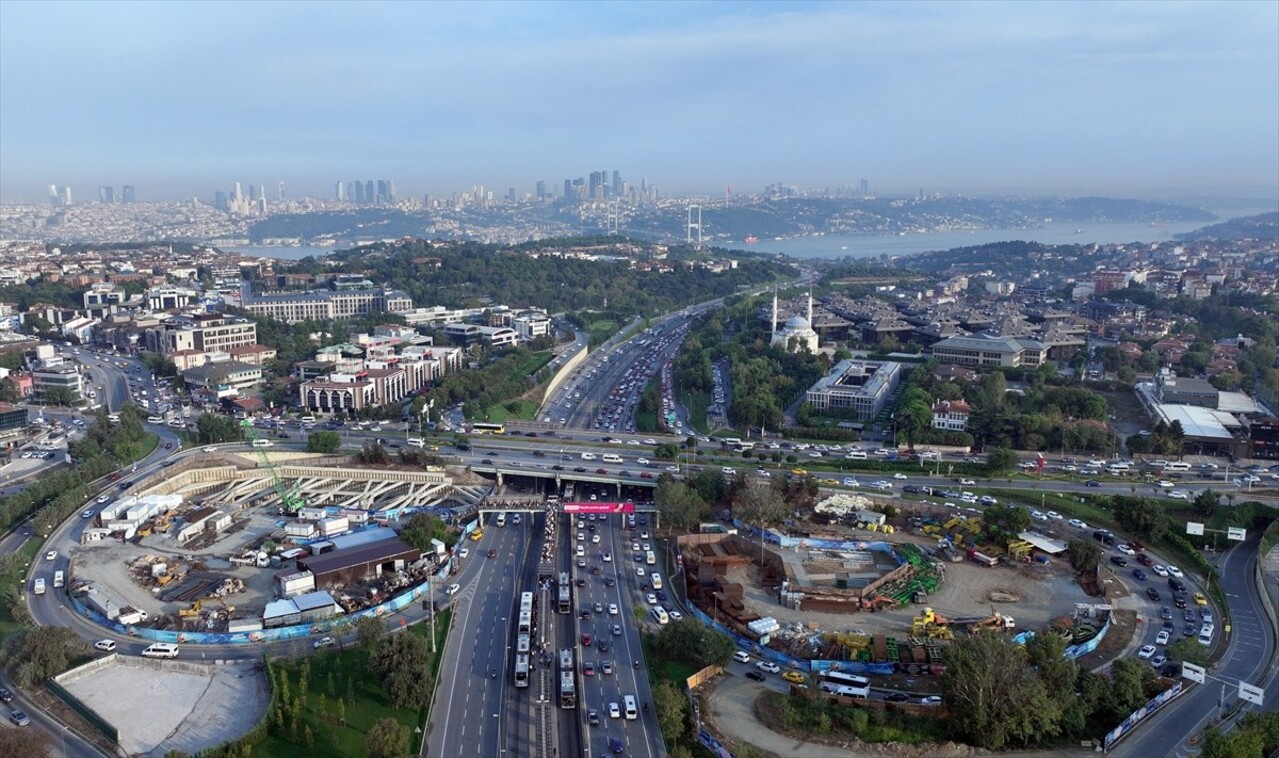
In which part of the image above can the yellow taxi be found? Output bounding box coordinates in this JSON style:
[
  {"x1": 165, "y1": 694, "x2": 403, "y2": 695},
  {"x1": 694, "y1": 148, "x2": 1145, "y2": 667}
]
[
  {"x1": 790, "y1": 468, "x2": 808, "y2": 476},
  {"x1": 782, "y1": 671, "x2": 806, "y2": 684},
  {"x1": 1193, "y1": 592, "x2": 1208, "y2": 607}
]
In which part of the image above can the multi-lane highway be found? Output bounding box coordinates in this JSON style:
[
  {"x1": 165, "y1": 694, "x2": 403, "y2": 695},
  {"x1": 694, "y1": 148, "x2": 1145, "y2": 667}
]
[
  {"x1": 427, "y1": 514, "x2": 545, "y2": 758},
  {"x1": 567, "y1": 511, "x2": 663, "y2": 758}
]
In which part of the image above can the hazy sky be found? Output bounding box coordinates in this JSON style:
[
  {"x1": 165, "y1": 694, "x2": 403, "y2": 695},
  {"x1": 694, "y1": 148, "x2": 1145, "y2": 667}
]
[{"x1": 1, "y1": 0, "x2": 1276, "y2": 203}]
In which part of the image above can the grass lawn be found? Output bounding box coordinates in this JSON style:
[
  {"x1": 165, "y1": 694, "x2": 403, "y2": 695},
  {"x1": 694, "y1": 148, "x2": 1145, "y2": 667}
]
[
  {"x1": 513, "y1": 351, "x2": 554, "y2": 377},
  {"x1": 679, "y1": 389, "x2": 710, "y2": 435},
  {"x1": 484, "y1": 399, "x2": 540, "y2": 423},
  {"x1": 250, "y1": 611, "x2": 451, "y2": 758},
  {"x1": 587, "y1": 319, "x2": 621, "y2": 347}
]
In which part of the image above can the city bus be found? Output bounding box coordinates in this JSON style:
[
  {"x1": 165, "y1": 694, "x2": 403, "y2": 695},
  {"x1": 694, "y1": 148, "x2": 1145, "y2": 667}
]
[
  {"x1": 471, "y1": 423, "x2": 505, "y2": 434},
  {"x1": 820, "y1": 671, "x2": 870, "y2": 698},
  {"x1": 514, "y1": 653, "x2": 530, "y2": 688},
  {"x1": 559, "y1": 649, "x2": 576, "y2": 709},
  {"x1": 557, "y1": 573, "x2": 572, "y2": 614},
  {"x1": 518, "y1": 611, "x2": 532, "y2": 635}
]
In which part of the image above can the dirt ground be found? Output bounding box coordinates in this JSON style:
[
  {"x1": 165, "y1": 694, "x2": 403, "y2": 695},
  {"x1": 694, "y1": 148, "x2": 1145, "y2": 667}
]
[
  {"x1": 72, "y1": 509, "x2": 284, "y2": 621},
  {"x1": 729, "y1": 530, "x2": 1091, "y2": 642}
]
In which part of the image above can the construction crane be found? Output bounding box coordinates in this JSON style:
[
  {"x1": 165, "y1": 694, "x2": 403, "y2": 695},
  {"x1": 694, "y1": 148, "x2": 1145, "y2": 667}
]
[{"x1": 239, "y1": 419, "x2": 305, "y2": 514}]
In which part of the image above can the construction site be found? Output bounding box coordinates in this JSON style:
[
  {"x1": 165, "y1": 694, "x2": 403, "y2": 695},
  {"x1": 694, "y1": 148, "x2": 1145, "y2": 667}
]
[
  {"x1": 677, "y1": 493, "x2": 1094, "y2": 678},
  {"x1": 68, "y1": 447, "x2": 490, "y2": 636}
]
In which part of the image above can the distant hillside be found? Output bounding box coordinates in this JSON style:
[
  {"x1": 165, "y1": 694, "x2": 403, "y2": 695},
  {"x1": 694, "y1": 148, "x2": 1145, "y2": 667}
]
[{"x1": 1175, "y1": 212, "x2": 1279, "y2": 242}]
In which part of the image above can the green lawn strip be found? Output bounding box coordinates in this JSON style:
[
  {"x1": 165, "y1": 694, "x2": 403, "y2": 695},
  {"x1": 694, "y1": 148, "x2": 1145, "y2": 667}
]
[
  {"x1": 484, "y1": 399, "x2": 540, "y2": 423},
  {"x1": 0, "y1": 538, "x2": 44, "y2": 638},
  {"x1": 678, "y1": 389, "x2": 710, "y2": 435},
  {"x1": 131, "y1": 432, "x2": 160, "y2": 463}
]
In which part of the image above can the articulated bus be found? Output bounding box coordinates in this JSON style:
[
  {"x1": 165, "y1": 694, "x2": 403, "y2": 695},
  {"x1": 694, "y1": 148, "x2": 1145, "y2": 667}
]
[
  {"x1": 471, "y1": 422, "x2": 505, "y2": 434},
  {"x1": 820, "y1": 671, "x2": 870, "y2": 698},
  {"x1": 559, "y1": 649, "x2": 576, "y2": 709},
  {"x1": 514, "y1": 654, "x2": 530, "y2": 688},
  {"x1": 518, "y1": 611, "x2": 532, "y2": 635}
]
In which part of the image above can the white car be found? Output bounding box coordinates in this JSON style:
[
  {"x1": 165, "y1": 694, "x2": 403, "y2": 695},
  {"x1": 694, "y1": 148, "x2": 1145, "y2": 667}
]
[
  {"x1": 96, "y1": 494, "x2": 111, "y2": 503},
  {"x1": 602, "y1": 552, "x2": 612, "y2": 563},
  {"x1": 646, "y1": 593, "x2": 658, "y2": 605},
  {"x1": 1137, "y1": 644, "x2": 1157, "y2": 660},
  {"x1": 755, "y1": 661, "x2": 780, "y2": 674},
  {"x1": 458, "y1": 548, "x2": 469, "y2": 559},
  {"x1": 608, "y1": 604, "x2": 619, "y2": 615},
  {"x1": 631, "y1": 543, "x2": 640, "y2": 552},
  {"x1": 1155, "y1": 630, "x2": 1171, "y2": 645},
  {"x1": 45, "y1": 550, "x2": 57, "y2": 561},
  {"x1": 203, "y1": 446, "x2": 217, "y2": 453},
  {"x1": 577, "y1": 532, "x2": 585, "y2": 541},
  {"x1": 842, "y1": 478, "x2": 859, "y2": 487},
  {"x1": 1152, "y1": 565, "x2": 1168, "y2": 577},
  {"x1": 609, "y1": 702, "x2": 621, "y2": 719},
  {"x1": 1067, "y1": 518, "x2": 1087, "y2": 529},
  {"x1": 636, "y1": 567, "x2": 645, "y2": 577},
  {"x1": 669, "y1": 610, "x2": 683, "y2": 621},
  {"x1": 81, "y1": 509, "x2": 95, "y2": 518},
  {"x1": 1166, "y1": 565, "x2": 1184, "y2": 578},
  {"x1": 959, "y1": 478, "x2": 976, "y2": 485},
  {"x1": 93, "y1": 639, "x2": 117, "y2": 652},
  {"x1": 1168, "y1": 490, "x2": 1190, "y2": 500},
  {"x1": 1158, "y1": 480, "x2": 1175, "y2": 488},
  {"x1": 313, "y1": 636, "x2": 336, "y2": 649},
  {"x1": 637, "y1": 458, "x2": 648, "y2": 465},
  {"x1": 893, "y1": 473, "x2": 908, "y2": 480},
  {"x1": 445, "y1": 583, "x2": 460, "y2": 596},
  {"x1": 1030, "y1": 510, "x2": 1047, "y2": 521},
  {"x1": 592, "y1": 534, "x2": 601, "y2": 544},
  {"x1": 1117, "y1": 544, "x2": 1136, "y2": 556},
  {"x1": 732, "y1": 650, "x2": 751, "y2": 663},
  {"x1": 1045, "y1": 511, "x2": 1063, "y2": 520}
]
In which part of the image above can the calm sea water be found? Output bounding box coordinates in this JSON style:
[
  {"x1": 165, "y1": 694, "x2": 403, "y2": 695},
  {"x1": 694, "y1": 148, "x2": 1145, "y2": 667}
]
[
  {"x1": 226, "y1": 245, "x2": 335, "y2": 260},
  {"x1": 742, "y1": 219, "x2": 1213, "y2": 260},
  {"x1": 226, "y1": 212, "x2": 1263, "y2": 262}
]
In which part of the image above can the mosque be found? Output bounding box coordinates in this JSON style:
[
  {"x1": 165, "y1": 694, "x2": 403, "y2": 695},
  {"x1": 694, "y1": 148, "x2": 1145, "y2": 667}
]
[{"x1": 770, "y1": 290, "x2": 820, "y2": 353}]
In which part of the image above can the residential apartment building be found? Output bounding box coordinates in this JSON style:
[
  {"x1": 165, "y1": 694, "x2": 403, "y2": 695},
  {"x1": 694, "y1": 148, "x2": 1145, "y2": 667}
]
[
  {"x1": 32, "y1": 364, "x2": 83, "y2": 401},
  {"x1": 150, "y1": 313, "x2": 257, "y2": 355}
]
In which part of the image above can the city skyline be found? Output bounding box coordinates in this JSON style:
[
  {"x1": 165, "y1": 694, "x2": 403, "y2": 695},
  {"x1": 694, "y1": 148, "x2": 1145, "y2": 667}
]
[{"x1": 1, "y1": 1, "x2": 1277, "y2": 204}]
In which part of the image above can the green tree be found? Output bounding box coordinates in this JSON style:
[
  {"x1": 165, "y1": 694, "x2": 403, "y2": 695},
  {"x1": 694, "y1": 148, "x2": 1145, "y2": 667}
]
[
  {"x1": 652, "y1": 679, "x2": 688, "y2": 745},
  {"x1": 981, "y1": 503, "x2": 1031, "y2": 543},
  {"x1": 356, "y1": 617, "x2": 384, "y2": 650},
  {"x1": 372, "y1": 630, "x2": 433, "y2": 709},
  {"x1": 654, "y1": 477, "x2": 706, "y2": 532},
  {"x1": 365, "y1": 718, "x2": 408, "y2": 758},
  {"x1": 0, "y1": 377, "x2": 19, "y2": 404},
  {"x1": 897, "y1": 399, "x2": 933, "y2": 448},
  {"x1": 195, "y1": 413, "x2": 244, "y2": 444},
  {"x1": 398, "y1": 513, "x2": 451, "y2": 553},
  {"x1": 941, "y1": 632, "x2": 1060, "y2": 749},
  {"x1": 1167, "y1": 637, "x2": 1210, "y2": 667},
  {"x1": 306, "y1": 430, "x2": 342, "y2": 454},
  {"x1": 733, "y1": 480, "x2": 788, "y2": 527},
  {"x1": 1108, "y1": 496, "x2": 1170, "y2": 541},
  {"x1": 985, "y1": 447, "x2": 1019, "y2": 475},
  {"x1": 0, "y1": 626, "x2": 90, "y2": 686},
  {"x1": 1193, "y1": 489, "x2": 1220, "y2": 517},
  {"x1": 1065, "y1": 538, "x2": 1102, "y2": 573}
]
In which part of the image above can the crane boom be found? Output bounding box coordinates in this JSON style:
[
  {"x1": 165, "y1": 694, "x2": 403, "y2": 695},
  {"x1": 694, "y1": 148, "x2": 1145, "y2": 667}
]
[{"x1": 239, "y1": 420, "x2": 305, "y2": 513}]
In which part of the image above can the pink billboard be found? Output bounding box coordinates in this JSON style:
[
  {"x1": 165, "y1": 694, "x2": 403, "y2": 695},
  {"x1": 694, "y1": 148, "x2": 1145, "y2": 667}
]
[{"x1": 563, "y1": 501, "x2": 635, "y2": 514}]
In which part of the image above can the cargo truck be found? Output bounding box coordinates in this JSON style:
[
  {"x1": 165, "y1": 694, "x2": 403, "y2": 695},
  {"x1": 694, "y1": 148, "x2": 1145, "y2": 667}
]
[{"x1": 966, "y1": 549, "x2": 999, "y2": 567}]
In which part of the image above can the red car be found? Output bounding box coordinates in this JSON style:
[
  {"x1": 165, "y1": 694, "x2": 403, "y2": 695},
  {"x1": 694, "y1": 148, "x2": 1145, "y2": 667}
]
[
  {"x1": 1136, "y1": 553, "x2": 1154, "y2": 567},
  {"x1": 581, "y1": 633, "x2": 592, "y2": 647}
]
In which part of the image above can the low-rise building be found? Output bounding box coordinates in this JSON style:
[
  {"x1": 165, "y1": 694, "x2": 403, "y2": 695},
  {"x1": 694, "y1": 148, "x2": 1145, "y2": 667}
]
[
  {"x1": 805, "y1": 359, "x2": 902, "y2": 420},
  {"x1": 928, "y1": 333, "x2": 1046, "y2": 368},
  {"x1": 931, "y1": 399, "x2": 972, "y2": 431}
]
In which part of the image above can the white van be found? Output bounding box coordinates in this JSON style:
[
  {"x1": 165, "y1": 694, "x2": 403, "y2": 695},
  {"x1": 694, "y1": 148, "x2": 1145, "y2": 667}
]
[
  {"x1": 623, "y1": 694, "x2": 638, "y2": 720},
  {"x1": 1198, "y1": 624, "x2": 1214, "y2": 646},
  {"x1": 652, "y1": 607, "x2": 669, "y2": 625},
  {"x1": 33, "y1": 578, "x2": 45, "y2": 595},
  {"x1": 650, "y1": 573, "x2": 663, "y2": 590},
  {"x1": 1165, "y1": 462, "x2": 1191, "y2": 472},
  {"x1": 496, "y1": 513, "x2": 507, "y2": 527},
  {"x1": 845, "y1": 450, "x2": 867, "y2": 460},
  {"x1": 251, "y1": 439, "x2": 274, "y2": 448},
  {"x1": 601, "y1": 454, "x2": 623, "y2": 464},
  {"x1": 141, "y1": 643, "x2": 179, "y2": 659},
  {"x1": 407, "y1": 437, "x2": 426, "y2": 448}
]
